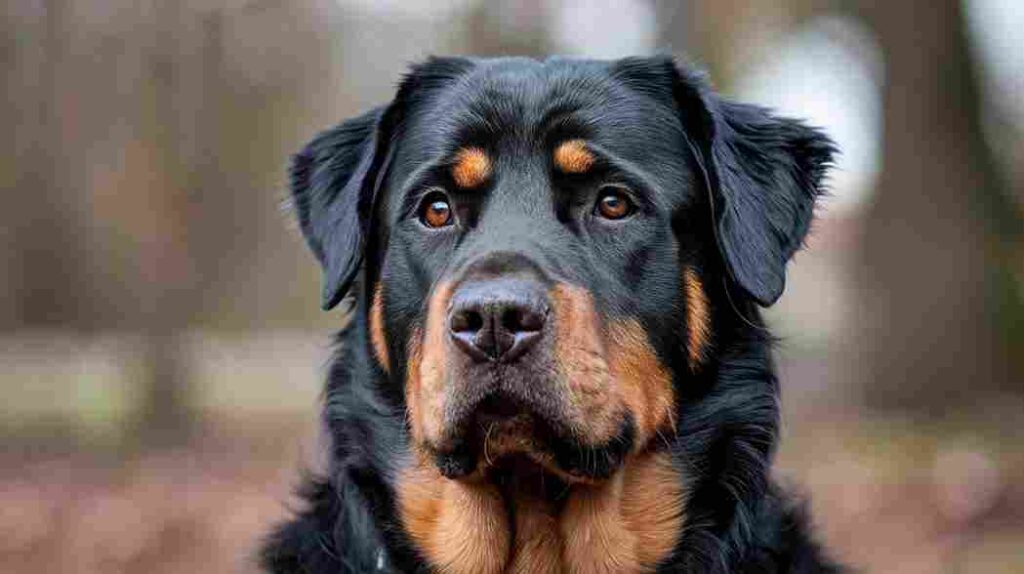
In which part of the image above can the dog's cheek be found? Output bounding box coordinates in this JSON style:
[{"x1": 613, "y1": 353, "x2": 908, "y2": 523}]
[
  {"x1": 397, "y1": 454, "x2": 510, "y2": 574},
  {"x1": 405, "y1": 327, "x2": 425, "y2": 443},
  {"x1": 683, "y1": 267, "x2": 711, "y2": 369},
  {"x1": 405, "y1": 282, "x2": 453, "y2": 447},
  {"x1": 549, "y1": 284, "x2": 622, "y2": 443},
  {"x1": 607, "y1": 320, "x2": 676, "y2": 446}
]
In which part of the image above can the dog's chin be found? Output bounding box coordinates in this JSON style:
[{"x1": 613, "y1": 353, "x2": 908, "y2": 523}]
[
  {"x1": 428, "y1": 412, "x2": 636, "y2": 487},
  {"x1": 433, "y1": 443, "x2": 599, "y2": 490}
]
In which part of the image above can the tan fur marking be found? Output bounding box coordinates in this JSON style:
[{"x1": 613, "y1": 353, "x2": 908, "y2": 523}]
[
  {"x1": 550, "y1": 284, "x2": 622, "y2": 442},
  {"x1": 684, "y1": 267, "x2": 711, "y2": 369},
  {"x1": 622, "y1": 452, "x2": 687, "y2": 567},
  {"x1": 399, "y1": 452, "x2": 684, "y2": 573},
  {"x1": 507, "y1": 494, "x2": 562, "y2": 574},
  {"x1": 406, "y1": 282, "x2": 454, "y2": 445},
  {"x1": 398, "y1": 454, "x2": 510, "y2": 574},
  {"x1": 607, "y1": 320, "x2": 676, "y2": 444},
  {"x1": 561, "y1": 451, "x2": 686, "y2": 573},
  {"x1": 416, "y1": 282, "x2": 454, "y2": 445},
  {"x1": 451, "y1": 147, "x2": 491, "y2": 188},
  {"x1": 561, "y1": 470, "x2": 639, "y2": 573},
  {"x1": 405, "y1": 327, "x2": 425, "y2": 443},
  {"x1": 554, "y1": 139, "x2": 595, "y2": 174},
  {"x1": 370, "y1": 284, "x2": 390, "y2": 373}
]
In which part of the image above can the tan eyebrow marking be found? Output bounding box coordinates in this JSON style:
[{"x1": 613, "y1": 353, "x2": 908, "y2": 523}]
[
  {"x1": 553, "y1": 139, "x2": 595, "y2": 174},
  {"x1": 451, "y1": 147, "x2": 491, "y2": 189}
]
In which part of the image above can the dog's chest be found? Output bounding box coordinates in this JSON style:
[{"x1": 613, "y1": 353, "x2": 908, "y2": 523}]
[{"x1": 397, "y1": 451, "x2": 685, "y2": 573}]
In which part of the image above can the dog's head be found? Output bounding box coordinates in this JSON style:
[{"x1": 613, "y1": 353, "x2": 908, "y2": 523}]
[{"x1": 291, "y1": 56, "x2": 832, "y2": 485}]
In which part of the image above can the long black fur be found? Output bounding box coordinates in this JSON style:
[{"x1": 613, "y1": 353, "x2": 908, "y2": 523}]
[{"x1": 262, "y1": 55, "x2": 841, "y2": 573}]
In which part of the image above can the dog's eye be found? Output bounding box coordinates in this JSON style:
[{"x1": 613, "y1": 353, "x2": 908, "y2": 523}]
[
  {"x1": 594, "y1": 186, "x2": 635, "y2": 220},
  {"x1": 419, "y1": 190, "x2": 454, "y2": 228}
]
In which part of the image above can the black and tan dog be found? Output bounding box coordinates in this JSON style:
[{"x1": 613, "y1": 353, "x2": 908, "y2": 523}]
[{"x1": 261, "y1": 56, "x2": 840, "y2": 573}]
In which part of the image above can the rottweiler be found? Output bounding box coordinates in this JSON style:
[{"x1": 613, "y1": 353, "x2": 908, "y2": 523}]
[{"x1": 261, "y1": 56, "x2": 841, "y2": 573}]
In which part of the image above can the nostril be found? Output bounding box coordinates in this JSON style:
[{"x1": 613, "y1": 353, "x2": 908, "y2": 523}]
[
  {"x1": 501, "y1": 309, "x2": 520, "y2": 334},
  {"x1": 502, "y1": 306, "x2": 545, "y2": 334},
  {"x1": 450, "y1": 309, "x2": 483, "y2": 334},
  {"x1": 449, "y1": 307, "x2": 494, "y2": 362}
]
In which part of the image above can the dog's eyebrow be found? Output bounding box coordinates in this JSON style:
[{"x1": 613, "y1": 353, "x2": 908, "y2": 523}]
[
  {"x1": 450, "y1": 147, "x2": 491, "y2": 189},
  {"x1": 553, "y1": 139, "x2": 595, "y2": 174}
]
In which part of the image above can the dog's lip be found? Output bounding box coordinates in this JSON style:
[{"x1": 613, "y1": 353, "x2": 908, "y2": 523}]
[
  {"x1": 426, "y1": 409, "x2": 633, "y2": 485},
  {"x1": 430, "y1": 440, "x2": 598, "y2": 485}
]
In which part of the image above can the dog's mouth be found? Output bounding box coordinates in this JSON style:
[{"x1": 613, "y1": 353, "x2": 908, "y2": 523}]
[{"x1": 428, "y1": 393, "x2": 635, "y2": 486}]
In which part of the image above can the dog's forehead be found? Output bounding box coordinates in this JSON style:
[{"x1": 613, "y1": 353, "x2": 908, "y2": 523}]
[{"x1": 402, "y1": 58, "x2": 687, "y2": 167}]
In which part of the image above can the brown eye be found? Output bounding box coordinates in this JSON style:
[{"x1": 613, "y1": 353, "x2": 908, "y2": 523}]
[
  {"x1": 595, "y1": 187, "x2": 634, "y2": 220},
  {"x1": 419, "y1": 191, "x2": 454, "y2": 228}
]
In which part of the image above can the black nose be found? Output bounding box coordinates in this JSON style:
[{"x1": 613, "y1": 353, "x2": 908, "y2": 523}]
[{"x1": 448, "y1": 278, "x2": 548, "y2": 362}]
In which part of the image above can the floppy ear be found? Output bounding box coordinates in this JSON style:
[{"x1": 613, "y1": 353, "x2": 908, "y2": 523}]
[
  {"x1": 673, "y1": 65, "x2": 835, "y2": 306},
  {"x1": 290, "y1": 106, "x2": 396, "y2": 310},
  {"x1": 291, "y1": 57, "x2": 476, "y2": 310}
]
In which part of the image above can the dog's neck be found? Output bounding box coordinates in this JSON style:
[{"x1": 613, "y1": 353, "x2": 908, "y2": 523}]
[{"x1": 394, "y1": 447, "x2": 684, "y2": 574}]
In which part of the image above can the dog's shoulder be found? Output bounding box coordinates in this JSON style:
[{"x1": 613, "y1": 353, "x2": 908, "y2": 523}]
[
  {"x1": 738, "y1": 487, "x2": 844, "y2": 574},
  {"x1": 260, "y1": 475, "x2": 393, "y2": 574}
]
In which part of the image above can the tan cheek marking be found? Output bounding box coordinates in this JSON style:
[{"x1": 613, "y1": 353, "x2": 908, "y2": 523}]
[
  {"x1": 415, "y1": 282, "x2": 454, "y2": 445},
  {"x1": 607, "y1": 320, "x2": 676, "y2": 445},
  {"x1": 370, "y1": 284, "x2": 390, "y2": 373},
  {"x1": 554, "y1": 139, "x2": 595, "y2": 174},
  {"x1": 451, "y1": 147, "x2": 491, "y2": 189},
  {"x1": 550, "y1": 284, "x2": 622, "y2": 442},
  {"x1": 405, "y1": 327, "x2": 425, "y2": 443},
  {"x1": 405, "y1": 282, "x2": 454, "y2": 446},
  {"x1": 397, "y1": 453, "x2": 510, "y2": 574},
  {"x1": 684, "y1": 267, "x2": 711, "y2": 369},
  {"x1": 621, "y1": 452, "x2": 687, "y2": 567}
]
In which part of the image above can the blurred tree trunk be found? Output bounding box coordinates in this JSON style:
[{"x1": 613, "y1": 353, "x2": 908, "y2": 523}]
[
  {"x1": 1, "y1": 0, "x2": 96, "y2": 328},
  {"x1": 852, "y1": 0, "x2": 1021, "y2": 415},
  {"x1": 134, "y1": 4, "x2": 227, "y2": 448}
]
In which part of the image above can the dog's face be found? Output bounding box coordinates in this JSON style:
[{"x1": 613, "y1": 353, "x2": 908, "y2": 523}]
[
  {"x1": 290, "y1": 56, "x2": 832, "y2": 568},
  {"x1": 376, "y1": 59, "x2": 702, "y2": 484}
]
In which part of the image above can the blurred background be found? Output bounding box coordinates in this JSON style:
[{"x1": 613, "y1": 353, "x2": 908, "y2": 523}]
[{"x1": 1, "y1": 1, "x2": 1022, "y2": 572}]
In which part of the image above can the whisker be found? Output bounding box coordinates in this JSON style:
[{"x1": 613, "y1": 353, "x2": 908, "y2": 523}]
[
  {"x1": 656, "y1": 428, "x2": 675, "y2": 451},
  {"x1": 483, "y1": 421, "x2": 497, "y2": 467}
]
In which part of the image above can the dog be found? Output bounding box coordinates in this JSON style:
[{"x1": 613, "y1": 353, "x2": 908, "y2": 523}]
[{"x1": 260, "y1": 55, "x2": 841, "y2": 573}]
